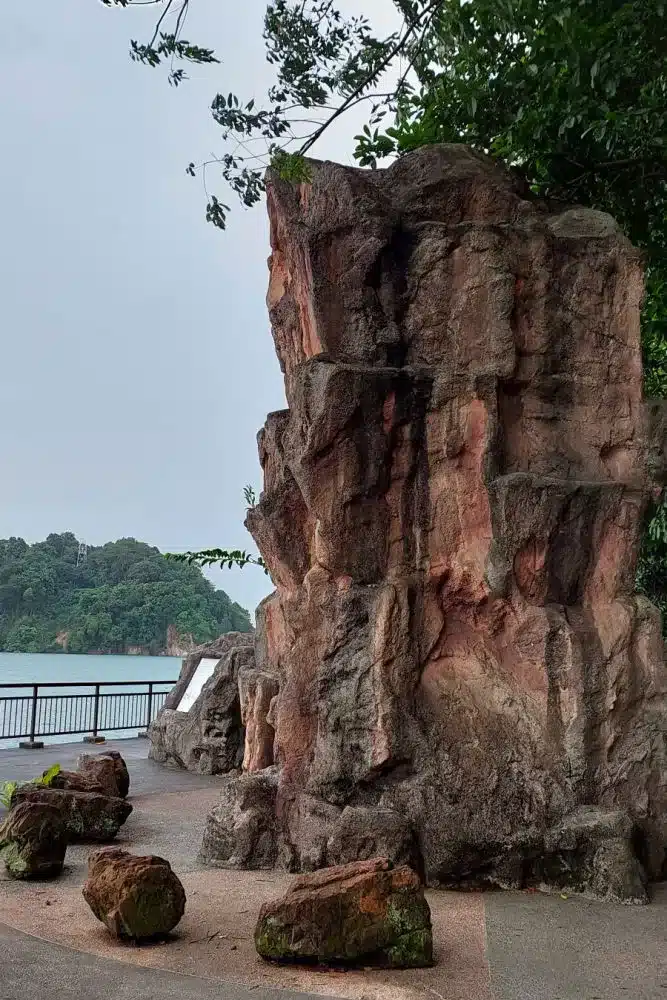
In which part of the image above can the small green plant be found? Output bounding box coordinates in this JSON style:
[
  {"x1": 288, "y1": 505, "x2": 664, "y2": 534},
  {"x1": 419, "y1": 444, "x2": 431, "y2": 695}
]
[
  {"x1": 0, "y1": 781, "x2": 17, "y2": 809},
  {"x1": 243, "y1": 484, "x2": 258, "y2": 508},
  {"x1": 0, "y1": 763, "x2": 61, "y2": 809}
]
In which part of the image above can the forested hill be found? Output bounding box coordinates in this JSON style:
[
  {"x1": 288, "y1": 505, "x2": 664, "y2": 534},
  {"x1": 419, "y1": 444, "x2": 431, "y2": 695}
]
[{"x1": 0, "y1": 533, "x2": 251, "y2": 655}]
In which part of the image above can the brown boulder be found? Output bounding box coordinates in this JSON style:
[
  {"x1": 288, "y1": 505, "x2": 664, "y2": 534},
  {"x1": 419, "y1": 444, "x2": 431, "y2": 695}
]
[
  {"x1": 0, "y1": 801, "x2": 68, "y2": 879},
  {"x1": 83, "y1": 848, "x2": 186, "y2": 940},
  {"x1": 14, "y1": 786, "x2": 132, "y2": 842},
  {"x1": 254, "y1": 858, "x2": 432, "y2": 967},
  {"x1": 50, "y1": 770, "x2": 106, "y2": 796},
  {"x1": 77, "y1": 751, "x2": 130, "y2": 799}
]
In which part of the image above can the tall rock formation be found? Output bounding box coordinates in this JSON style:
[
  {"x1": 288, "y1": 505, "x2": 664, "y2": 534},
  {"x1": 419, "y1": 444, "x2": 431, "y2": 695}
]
[{"x1": 199, "y1": 145, "x2": 667, "y2": 896}]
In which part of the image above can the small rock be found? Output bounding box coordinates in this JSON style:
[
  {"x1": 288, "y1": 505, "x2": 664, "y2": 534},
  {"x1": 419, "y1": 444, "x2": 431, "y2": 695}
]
[
  {"x1": 83, "y1": 848, "x2": 186, "y2": 940},
  {"x1": 254, "y1": 857, "x2": 432, "y2": 968},
  {"x1": 77, "y1": 750, "x2": 130, "y2": 799},
  {"x1": 13, "y1": 786, "x2": 132, "y2": 842},
  {"x1": 0, "y1": 801, "x2": 68, "y2": 879}
]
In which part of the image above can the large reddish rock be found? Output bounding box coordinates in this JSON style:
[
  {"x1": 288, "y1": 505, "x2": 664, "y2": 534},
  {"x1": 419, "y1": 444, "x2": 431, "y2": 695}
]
[
  {"x1": 200, "y1": 145, "x2": 667, "y2": 899},
  {"x1": 255, "y1": 858, "x2": 432, "y2": 967},
  {"x1": 83, "y1": 848, "x2": 186, "y2": 940},
  {"x1": 0, "y1": 801, "x2": 68, "y2": 879}
]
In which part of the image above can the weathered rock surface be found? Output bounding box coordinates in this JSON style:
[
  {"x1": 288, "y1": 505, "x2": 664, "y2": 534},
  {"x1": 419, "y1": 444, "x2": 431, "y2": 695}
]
[
  {"x1": 200, "y1": 768, "x2": 279, "y2": 869},
  {"x1": 49, "y1": 770, "x2": 106, "y2": 796},
  {"x1": 149, "y1": 633, "x2": 255, "y2": 774},
  {"x1": 50, "y1": 752, "x2": 129, "y2": 799},
  {"x1": 77, "y1": 751, "x2": 130, "y2": 799},
  {"x1": 199, "y1": 144, "x2": 667, "y2": 898},
  {"x1": 255, "y1": 857, "x2": 432, "y2": 967},
  {"x1": 14, "y1": 786, "x2": 132, "y2": 842},
  {"x1": 83, "y1": 848, "x2": 186, "y2": 940},
  {"x1": 0, "y1": 801, "x2": 68, "y2": 879}
]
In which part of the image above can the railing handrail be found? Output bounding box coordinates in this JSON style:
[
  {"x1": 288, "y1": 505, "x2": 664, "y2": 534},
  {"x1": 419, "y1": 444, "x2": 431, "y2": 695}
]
[
  {"x1": 0, "y1": 680, "x2": 176, "y2": 690},
  {"x1": 0, "y1": 679, "x2": 178, "y2": 747}
]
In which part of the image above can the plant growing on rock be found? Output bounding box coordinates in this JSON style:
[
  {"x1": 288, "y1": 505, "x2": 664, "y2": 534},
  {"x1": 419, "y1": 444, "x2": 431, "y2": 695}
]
[{"x1": 0, "y1": 763, "x2": 62, "y2": 809}]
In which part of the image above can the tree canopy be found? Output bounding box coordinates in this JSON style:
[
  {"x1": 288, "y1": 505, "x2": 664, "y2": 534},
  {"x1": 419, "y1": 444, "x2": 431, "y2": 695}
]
[
  {"x1": 103, "y1": 0, "x2": 667, "y2": 619},
  {"x1": 0, "y1": 533, "x2": 251, "y2": 654}
]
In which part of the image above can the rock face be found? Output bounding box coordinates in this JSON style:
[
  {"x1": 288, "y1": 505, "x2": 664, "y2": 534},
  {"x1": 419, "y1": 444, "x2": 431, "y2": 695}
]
[
  {"x1": 0, "y1": 801, "x2": 68, "y2": 879},
  {"x1": 14, "y1": 786, "x2": 132, "y2": 842},
  {"x1": 83, "y1": 848, "x2": 186, "y2": 940},
  {"x1": 200, "y1": 144, "x2": 667, "y2": 898},
  {"x1": 149, "y1": 632, "x2": 256, "y2": 774},
  {"x1": 255, "y1": 857, "x2": 432, "y2": 967}
]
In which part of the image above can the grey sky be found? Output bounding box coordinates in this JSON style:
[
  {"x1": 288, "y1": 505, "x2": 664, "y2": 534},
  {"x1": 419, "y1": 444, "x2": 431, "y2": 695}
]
[{"x1": 1, "y1": 1, "x2": 398, "y2": 617}]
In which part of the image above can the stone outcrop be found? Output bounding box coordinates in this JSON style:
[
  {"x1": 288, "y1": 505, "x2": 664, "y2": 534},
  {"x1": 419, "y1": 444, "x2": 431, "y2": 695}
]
[
  {"x1": 255, "y1": 857, "x2": 432, "y2": 967},
  {"x1": 83, "y1": 848, "x2": 186, "y2": 940},
  {"x1": 149, "y1": 632, "x2": 256, "y2": 774},
  {"x1": 14, "y1": 786, "x2": 132, "y2": 842},
  {"x1": 199, "y1": 145, "x2": 667, "y2": 898},
  {"x1": 160, "y1": 632, "x2": 254, "y2": 713},
  {"x1": 0, "y1": 801, "x2": 68, "y2": 879}
]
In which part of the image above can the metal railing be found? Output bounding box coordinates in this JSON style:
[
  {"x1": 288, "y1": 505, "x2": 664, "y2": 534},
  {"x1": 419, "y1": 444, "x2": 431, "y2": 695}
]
[{"x1": 0, "y1": 681, "x2": 176, "y2": 747}]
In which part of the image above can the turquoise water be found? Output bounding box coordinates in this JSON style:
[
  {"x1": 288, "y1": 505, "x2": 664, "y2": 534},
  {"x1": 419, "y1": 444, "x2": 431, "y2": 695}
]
[
  {"x1": 0, "y1": 652, "x2": 182, "y2": 748},
  {"x1": 0, "y1": 651, "x2": 181, "y2": 686}
]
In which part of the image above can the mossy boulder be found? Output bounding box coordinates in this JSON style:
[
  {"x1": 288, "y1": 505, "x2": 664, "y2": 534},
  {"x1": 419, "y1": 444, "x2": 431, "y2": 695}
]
[
  {"x1": 83, "y1": 848, "x2": 186, "y2": 940},
  {"x1": 254, "y1": 857, "x2": 432, "y2": 968},
  {"x1": 13, "y1": 786, "x2": 132, "y2": 842},
  {"x1": 0, "y1": 800, "x2": 68, "y2": 879}
]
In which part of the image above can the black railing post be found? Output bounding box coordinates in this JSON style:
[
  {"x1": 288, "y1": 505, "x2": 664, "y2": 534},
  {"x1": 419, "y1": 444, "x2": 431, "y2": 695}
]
[
  {"x1": 19, "y1": 685, "x2": 44, "y2": 749},
  {"x1": 138, "y1": 682, "x2": 154, "y2": 740},
  {"x1": 83, "y1": 684, "x2": 105, "y2": 744},
  {"x1": 146, "y1": 682, "x2": 154, "y2": 728}
]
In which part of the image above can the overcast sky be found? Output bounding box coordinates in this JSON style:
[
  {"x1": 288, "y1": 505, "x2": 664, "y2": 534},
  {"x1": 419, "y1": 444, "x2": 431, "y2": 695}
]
[{"x1": 1, "y1": 1, "x2": 398, "y2": 616}]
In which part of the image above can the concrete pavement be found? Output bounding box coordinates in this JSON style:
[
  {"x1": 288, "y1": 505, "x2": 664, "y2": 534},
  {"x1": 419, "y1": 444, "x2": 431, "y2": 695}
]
[{"x1": 0, "y1": 739, "x2": 665, "y2": 1000}]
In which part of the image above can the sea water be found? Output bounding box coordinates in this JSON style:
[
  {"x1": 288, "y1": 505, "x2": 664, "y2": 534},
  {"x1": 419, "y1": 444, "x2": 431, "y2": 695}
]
[{"x1": 0, "y1": 651, "x2": 182, "y2": 748}]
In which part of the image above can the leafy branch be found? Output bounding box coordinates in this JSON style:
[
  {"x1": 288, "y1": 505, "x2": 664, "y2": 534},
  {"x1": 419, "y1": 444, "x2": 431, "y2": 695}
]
[
  {"x1": 101, "y1": 0, "x2": 442, "y2": 226},
  {"x1": 166, "y1": 485, "x2": 267, "y2": 574},
  {"x1": 167, "y1": 548, "x2": 268, "y2": 573}
]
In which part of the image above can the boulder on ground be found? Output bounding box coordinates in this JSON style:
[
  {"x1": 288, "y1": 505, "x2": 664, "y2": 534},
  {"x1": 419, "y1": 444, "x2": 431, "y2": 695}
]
[
  {"x1": 0, "y1": 800, "x2": 68, "y2": 879},
  {"x1": 13, "y1": 786, "x2": 132, "y2": 842},
  {"x1": 50, "y1": 770, "x2": 106, "y2": 795},
  {"x1": 77, "y1": 751, "x2": 130, "y2": 799},
  {"x1": 199, "y1": 768, "x2": 278, "y2": 869},
  {"x1": 83, "y1": 848, "x2": 186, "y2": 940},
  {"x1": 254, "y1": 857, "x2": 433, "y2": 968},
  {"x1": 535, "y1": 806, "x2": 648, "y2": 905}
]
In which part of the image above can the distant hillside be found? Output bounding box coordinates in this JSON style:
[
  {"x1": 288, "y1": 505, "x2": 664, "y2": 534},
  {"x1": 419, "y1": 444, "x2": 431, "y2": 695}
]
[{"x1": 0, "y1": 533, "x2": 251, "y2": 655}]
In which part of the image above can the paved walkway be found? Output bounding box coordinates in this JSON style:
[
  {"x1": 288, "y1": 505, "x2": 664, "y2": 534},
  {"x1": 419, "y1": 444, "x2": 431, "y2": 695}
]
[{"x1": 0, "y1": 739, "x2": 665, "y2": 1000}]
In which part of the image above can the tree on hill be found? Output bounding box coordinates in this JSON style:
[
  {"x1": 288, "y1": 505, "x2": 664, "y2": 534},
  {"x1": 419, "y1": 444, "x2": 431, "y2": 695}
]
[
  {"x1": 103, "y1": 0, "x2": 667, "y2": 621},
  {"x1": 0, "y1": 533, "x2": 251, "y2": 654}
]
